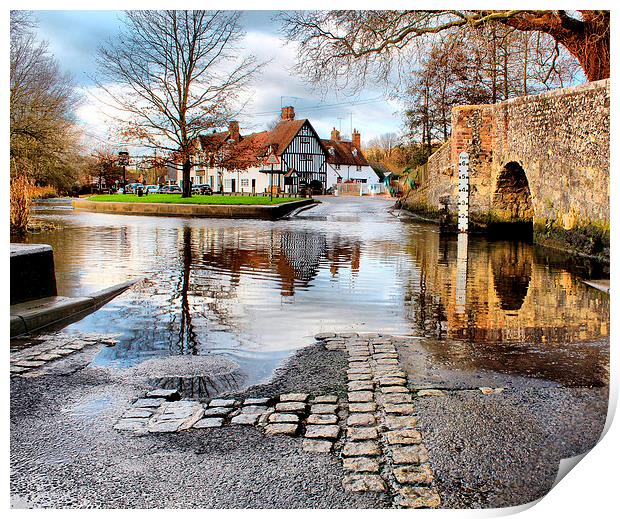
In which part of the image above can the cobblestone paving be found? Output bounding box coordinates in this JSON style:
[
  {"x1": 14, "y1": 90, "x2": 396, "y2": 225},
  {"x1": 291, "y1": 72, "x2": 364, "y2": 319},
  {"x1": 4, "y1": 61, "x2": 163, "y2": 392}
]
[
  {"x1": 111, "y1": 332, "x2": 440, "y2": 508},
  {"x1": 10, "y1": 332, "x2": 119, "y2": 378}
]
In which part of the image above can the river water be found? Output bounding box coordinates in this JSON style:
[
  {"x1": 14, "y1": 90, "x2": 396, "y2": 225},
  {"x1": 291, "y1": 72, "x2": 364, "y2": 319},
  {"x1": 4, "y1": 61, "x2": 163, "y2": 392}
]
[{"x1": 20, "y1": 196, "x2": 609, "y2": 391}]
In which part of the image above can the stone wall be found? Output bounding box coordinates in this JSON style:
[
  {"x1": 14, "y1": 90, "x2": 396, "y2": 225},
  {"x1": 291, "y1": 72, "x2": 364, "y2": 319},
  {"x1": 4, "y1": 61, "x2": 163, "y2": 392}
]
[
  {"x1": 404, "y1": 139, "x2": 454, "y2": 216},
  {"x1": 403, "y1": 79, "x2": 610, "y2": 259}
]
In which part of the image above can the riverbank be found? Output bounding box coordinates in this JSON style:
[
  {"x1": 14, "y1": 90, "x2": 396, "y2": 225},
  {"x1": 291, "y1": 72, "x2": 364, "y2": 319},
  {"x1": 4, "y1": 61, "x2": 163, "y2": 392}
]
[{"x1": 73, "y1": 196, "x2": 317, "y2": 220}]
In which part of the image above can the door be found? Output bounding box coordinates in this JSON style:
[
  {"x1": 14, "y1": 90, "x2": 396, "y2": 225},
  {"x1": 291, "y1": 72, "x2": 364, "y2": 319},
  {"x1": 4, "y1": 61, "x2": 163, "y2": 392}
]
[
  {"x1": 231, "y1": 179, "x2": 236, "y2": 193},
  {"x1": 251, "y1": 179, "x2": 256, "y2": 194}
]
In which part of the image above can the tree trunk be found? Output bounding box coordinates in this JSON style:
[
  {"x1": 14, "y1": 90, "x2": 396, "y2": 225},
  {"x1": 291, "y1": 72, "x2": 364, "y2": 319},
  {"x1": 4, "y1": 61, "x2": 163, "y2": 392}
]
[
  {"x1": 502, "y1": 11, "x2": 610, "y2": 82},
  {"x1": 182, "y1": 159, "x2": 191, "y2": 198},
  {"x1": 558, "y1": 31, "x2": 609, "y2": 82}
]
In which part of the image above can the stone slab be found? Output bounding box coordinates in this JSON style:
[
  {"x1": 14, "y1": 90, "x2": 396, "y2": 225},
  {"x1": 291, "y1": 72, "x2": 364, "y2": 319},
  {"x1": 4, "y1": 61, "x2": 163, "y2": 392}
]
[
  {"x1": 342, "y1": 457, "x2": 380, "y2": 473},
  {"x1": 310, "y1": 404, "x2": 338, "y2": 414},
  {"x1": 385, "y1": 416, "x2": 418, "y2": 430},
  {"x1": 307, "y1": 414, "x2": 338, "y2": 425},
  {"x1": 231, "y1": 413, "x2": 260, "y2": 426},
  {"x1": 193, "y1": 417, "x2": 223, "y2": 428},
  {"x1": 347, "y1": 427, "x2": 379, "y2": 441},
  {"x1": 393, "y1": 464, "x2": 434, "y2": 485},
  {"x1": 208, "y1": 399, "x2": 237, "y2": 407},
  {"x1": 347, "y1": 413, "x2": 376, "y2": 427},
  {"x1": 391, "y1": 445, "x2": 430, "y2": 465},
  {"x1": 305, "y1": 425, "x2": 340, "y2": 439},
  {"x1": 396, "y1": 487, "x2": 441, "y2": 508},
  {"x1": 387, "y1": 430, "x2": 423, "y2": 445},
  {"x1": 343, "y1": 441, "x2": 381, "y2": 457},
  {"x1": 348, "y1": 402, "x2": 377, "y2": 413},
  {"x1": 348, "y1": 381, "x2": 374, "y2": 391},
  {"x1": 275, "y1": 401, "x2": 306, "y2": 413},
  {"x1": 134, "y1": 398, "x2": 166, "y2": 408},
  {"x1": 203, "y1": 407, "x2": 232, "y2": 417},
  {"x1": 348, "y1": 391, "x2": 374, "y2": 403},
  {"x1": 312, "y1": 395, "x2": 338, "y2": 404},
  {"x1": 265, "y1": 423, "x2": 298, "y2": 436},
  {"x1": 383, "y1": 403, "x2": 415, "y2": 415},
  {"x1": 268, "y1": 413, "x2": 299, "y2": 423},
  {"x1": 279, "y1": 393, "x2": 309, "y2": 402}
]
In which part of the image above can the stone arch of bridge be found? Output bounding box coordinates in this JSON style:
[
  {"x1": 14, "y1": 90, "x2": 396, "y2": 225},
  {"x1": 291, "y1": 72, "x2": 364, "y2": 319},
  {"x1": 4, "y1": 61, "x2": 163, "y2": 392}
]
[{"x1": 492, "y1": 161, "x2": 534, "y2": 234}]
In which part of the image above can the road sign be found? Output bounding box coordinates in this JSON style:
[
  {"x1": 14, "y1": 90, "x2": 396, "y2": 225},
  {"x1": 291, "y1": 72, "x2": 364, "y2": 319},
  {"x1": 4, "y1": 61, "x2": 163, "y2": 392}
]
[{"x1": 265, "y1": 153, "x2": 280, "y2": 165}]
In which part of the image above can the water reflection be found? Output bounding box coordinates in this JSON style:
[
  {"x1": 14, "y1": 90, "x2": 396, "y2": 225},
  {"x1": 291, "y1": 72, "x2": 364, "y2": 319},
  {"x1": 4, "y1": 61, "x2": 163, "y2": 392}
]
[
  {"x1": 19, "y1": 198, "x2": 609, "y2": 387},
  {"x1": 491, "y1": 241, "x2": 532, "y2": 312},
  {"x1": 150, "y1": 373, "x2": 244, "y2": 400},
  {"x1": 403, "y1": 227, "x2": 609, "y2": 343}
]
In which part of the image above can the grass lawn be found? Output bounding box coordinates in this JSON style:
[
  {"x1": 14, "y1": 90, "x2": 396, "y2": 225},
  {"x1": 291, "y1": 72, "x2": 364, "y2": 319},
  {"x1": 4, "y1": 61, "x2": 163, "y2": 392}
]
[{"x1": 88, "y1": 194, "x2": 304, "y2": 205}]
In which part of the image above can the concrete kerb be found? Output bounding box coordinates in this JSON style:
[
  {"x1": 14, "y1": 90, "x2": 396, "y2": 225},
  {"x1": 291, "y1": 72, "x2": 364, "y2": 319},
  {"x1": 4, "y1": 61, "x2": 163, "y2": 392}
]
[
  {"x1": 10, "y1": 277, "x2": 144, "y2": 337},
  {"x1": 73, "y1": 198, "x2": 318, "y2": 220}
]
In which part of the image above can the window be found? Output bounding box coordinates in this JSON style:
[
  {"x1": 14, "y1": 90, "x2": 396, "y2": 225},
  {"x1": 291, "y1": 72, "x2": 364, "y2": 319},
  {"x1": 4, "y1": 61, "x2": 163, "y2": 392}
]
[
  {"x1": 328, "y1": 147, "x2": 335, "y2": 156},
  {"x1": 335, "y1": 164, "x2": 341, "y2": 170},
  {"x1": 301, "y1": 154, "x2": 312, "y2": 162},
  {"x1": 356, "y1": 165, "x2": 362, "y2": 171},
  {"x1": 300, "y1": 139, "x2": 310, "y2": 147},
  {"x1": 241, "y1": 178, "x2": 249, "y2": 187},
  {"x1": 224, "y1": 179, "x2": 232, "y2": 187}
]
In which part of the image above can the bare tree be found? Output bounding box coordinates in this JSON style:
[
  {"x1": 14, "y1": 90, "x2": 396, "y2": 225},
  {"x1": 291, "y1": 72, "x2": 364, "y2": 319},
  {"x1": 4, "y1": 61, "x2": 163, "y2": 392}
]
[
  {"x1": 402, "y1": 27, "x2": 581, "y2": 149},
  {"x1": 279, "y1": 10, "x2": 609, "y2": 88},
  {"x1": 10, "y1": 11, "x2": 82, "y2": 190},
  {"x1": 97, "y1": 10, "x2": 263, "y2": 197}
]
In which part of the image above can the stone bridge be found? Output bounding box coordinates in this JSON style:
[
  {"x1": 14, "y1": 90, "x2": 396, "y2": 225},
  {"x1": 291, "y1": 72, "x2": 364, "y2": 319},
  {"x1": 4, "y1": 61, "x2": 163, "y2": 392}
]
[{"x1": 404, "y1": 79, "x2": 609, "y2": 260}]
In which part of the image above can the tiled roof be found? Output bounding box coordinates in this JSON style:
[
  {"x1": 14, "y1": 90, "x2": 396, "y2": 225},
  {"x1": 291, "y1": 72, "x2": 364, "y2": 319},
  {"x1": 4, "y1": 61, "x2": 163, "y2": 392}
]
[
  {"x1": 264, "y1": 120, "x2": 307, "y2": 155},
  {"x1": 321, "y1": 139, "x2": 369, "y2": 167},
  {"x1": 197, "y1": 120, "x2": 311, "y2": 158}
]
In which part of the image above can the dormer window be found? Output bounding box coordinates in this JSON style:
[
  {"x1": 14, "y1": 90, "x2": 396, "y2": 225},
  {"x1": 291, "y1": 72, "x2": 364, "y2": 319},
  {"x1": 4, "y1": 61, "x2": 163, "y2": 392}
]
[
  {"x1": 328, "y1": 147, "x2": 335, "y2": 156},
  {"x1": 352, "y1": 148, "x2": 358, "y2": 157}
]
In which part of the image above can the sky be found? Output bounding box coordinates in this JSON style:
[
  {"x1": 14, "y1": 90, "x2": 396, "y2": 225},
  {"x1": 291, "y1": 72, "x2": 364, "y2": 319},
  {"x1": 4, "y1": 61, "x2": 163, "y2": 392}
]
[{"x1": 33, "y1": 10, "x2": 405, "y2": 154}]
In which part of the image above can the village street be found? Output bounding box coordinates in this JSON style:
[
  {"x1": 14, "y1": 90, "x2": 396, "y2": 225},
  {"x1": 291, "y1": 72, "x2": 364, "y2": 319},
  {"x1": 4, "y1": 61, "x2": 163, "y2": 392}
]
[{"x1": 10, "y1": 196, "x2": 609, "y2": 508}]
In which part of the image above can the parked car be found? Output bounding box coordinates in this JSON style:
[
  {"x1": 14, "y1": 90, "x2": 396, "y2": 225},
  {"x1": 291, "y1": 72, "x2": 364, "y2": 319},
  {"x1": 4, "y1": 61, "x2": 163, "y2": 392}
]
[
  {"x1": 191, "y1": 184, "x2": 213, "y2": 195},
  {"x1": 145, "y1": 185, "x2": 159, "y2": 194},
  {"x1": 124, "y1": 183, "x2": 144, "y2": 194},
  {"x1": 158, "y1": 184, "x2": 182, "y2": 194}
]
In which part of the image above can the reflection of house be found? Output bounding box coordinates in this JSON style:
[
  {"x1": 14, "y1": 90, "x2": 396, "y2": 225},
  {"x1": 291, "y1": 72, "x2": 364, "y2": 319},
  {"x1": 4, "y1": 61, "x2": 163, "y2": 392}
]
[
  {"x1": 321, "y1": 128, "x2": 382, "y2": 194},
  {"x1": 174, "y1": 107, "x2": 329, "y2": 195},
  {"x1": 193, "y1": 228, "x2": 364, "y2": 297}
]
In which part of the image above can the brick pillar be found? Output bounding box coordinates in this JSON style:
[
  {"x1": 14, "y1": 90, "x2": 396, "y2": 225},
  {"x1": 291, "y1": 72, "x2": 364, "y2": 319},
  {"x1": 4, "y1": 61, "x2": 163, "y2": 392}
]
[
  {"x1": 281, "y1": 106, "x2": 296, "y2": 121},
  {"x1": 352, "y1": 129, "x2": 361, "y2": 149}
]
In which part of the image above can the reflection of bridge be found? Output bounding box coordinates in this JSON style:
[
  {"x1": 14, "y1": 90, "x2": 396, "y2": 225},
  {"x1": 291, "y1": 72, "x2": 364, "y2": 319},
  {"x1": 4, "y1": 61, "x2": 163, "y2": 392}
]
[
  {"x1": 404, "y1": 227, "x2": 609, "y2": 343},
  {"x1": 406, "y1": 80, "x2": 609, "y2": 259}
]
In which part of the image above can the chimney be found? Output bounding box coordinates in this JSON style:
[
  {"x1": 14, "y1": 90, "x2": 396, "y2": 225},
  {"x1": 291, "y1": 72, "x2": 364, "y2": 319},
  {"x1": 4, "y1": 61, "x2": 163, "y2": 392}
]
[
  {"x1": 352, "y1": 128, "x2": 361, "y2": 150},
  {"x1": 281, "y1": 106, "x2": 295, "y2": 121},
  {"x1": 228, "y1": 121, "x2": 240, "y2": 141},
  {"x1": 331, "y1": 127, "x2": 341, "y2": 141}
]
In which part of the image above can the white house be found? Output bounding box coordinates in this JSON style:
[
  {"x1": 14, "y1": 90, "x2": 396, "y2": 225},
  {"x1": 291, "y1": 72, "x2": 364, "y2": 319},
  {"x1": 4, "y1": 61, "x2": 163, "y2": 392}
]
[
  {"x1": 321, "y1": 128, "x2": 382, "y2": 194},
  {"x1": 177, "y1": 107, "x2": 329, "y2": 195},
  {"x1": 167, "y1": 107, "x2": 381, "y2": 196}
]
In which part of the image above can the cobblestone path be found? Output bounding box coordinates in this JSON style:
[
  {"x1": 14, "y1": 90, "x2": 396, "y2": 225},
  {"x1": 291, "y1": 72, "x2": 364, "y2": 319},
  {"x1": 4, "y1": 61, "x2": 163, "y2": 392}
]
[
  {"x1": 10, "y1": 332, "x2": 119, "y2": 377},
  {"x1": 111, "y1": 333, "x2": 441, "y2": 508}
]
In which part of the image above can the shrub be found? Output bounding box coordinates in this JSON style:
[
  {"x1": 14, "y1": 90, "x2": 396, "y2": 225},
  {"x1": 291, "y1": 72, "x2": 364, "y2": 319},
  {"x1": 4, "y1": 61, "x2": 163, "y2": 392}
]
[
  {"x1": 30, "y1": 185, "x2": 59, "y2": 199},
  {"x1": 10, "y1": 175, "x2": 34, "y2": 235}
]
